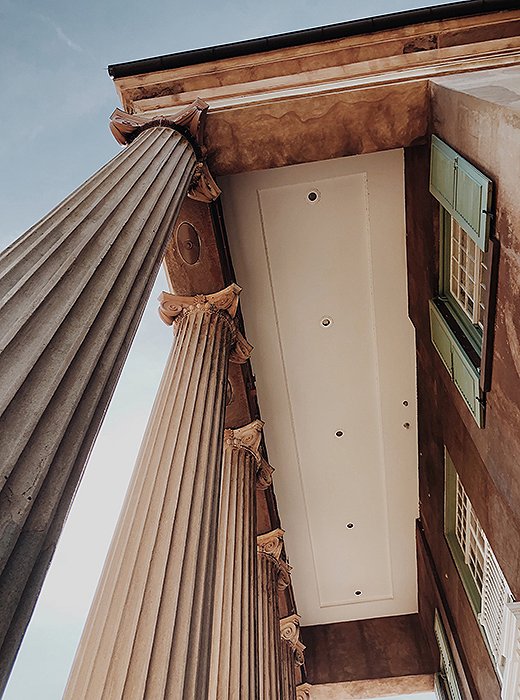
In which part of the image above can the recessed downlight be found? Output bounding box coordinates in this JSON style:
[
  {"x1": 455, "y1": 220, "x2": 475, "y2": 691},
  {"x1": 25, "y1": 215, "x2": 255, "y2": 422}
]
[
  {"x1": 346, "y1": 522, "x2": 354, "y2": 529},
  {"x1": 355, "y1": 590, "x2": 362, "y2": 596},
  {"x1": 320, "y1": 317, "x2": 333, "y2": 328},
  {"x1": 335, "y1": 430, "x2": 344, "y2": 438},
  {"x1": 307, "y1": 189, "x2": 320, "y2": 203}
]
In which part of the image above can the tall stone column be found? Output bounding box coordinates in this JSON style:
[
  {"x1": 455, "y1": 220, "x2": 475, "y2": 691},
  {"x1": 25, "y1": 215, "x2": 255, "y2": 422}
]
[
  {"x1": 280, "y1": 614, "x2": 306, "y2": 700},
  {"x1": 208, "y1": 419, "x2": 263, "y2": 700},
  {"x1": 0, "y1": 100, "x2": 220, "y2": 692},
  {"x1": 257, "y1": 529, "x2": 292, "y2": 700},
  {"x1": 64, "y1": 284, "x2": 252, "y2": 699}
]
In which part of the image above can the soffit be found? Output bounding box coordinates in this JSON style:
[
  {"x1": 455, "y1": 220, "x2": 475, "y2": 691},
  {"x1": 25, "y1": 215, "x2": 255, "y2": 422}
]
[{"x1": 219, "y1": 149, "x2": 419, "y2": 625}]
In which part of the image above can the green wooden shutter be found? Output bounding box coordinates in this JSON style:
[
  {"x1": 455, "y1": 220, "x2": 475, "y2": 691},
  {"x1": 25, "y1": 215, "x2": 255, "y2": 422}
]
[
  {"x1": 430, "y1": 135, "x2": 456, "y2": 210},
  {"x1": 454, "y1": 157, "x2": 492, "y2": 251},
  {"x1": 430, "y1": 135, "x2": 492, "y2": 251},
  {"x1": 430, "y1": 301, "x2": 453, "y2": 374},
  {"x1": 429, "y1": 301, "x2": 484, "y2": 427},
  {"x1": 451, "y1": 341, "x2": 483, "y2": 427}
]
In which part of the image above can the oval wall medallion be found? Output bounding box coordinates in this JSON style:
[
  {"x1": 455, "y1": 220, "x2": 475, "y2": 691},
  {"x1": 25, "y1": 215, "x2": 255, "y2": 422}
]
[{"x1": 176, "y1": 221, "x2": 201, "y2": 265}]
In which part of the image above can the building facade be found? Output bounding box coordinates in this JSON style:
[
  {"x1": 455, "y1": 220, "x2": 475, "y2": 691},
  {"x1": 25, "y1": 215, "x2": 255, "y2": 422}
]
[{"x1": 0, "y1": 3, "x2": 520, "y2": 698}]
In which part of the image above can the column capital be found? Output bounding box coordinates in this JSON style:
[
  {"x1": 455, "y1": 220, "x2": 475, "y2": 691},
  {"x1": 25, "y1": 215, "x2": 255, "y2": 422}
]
[
  {"x1": 256, "y1": 456, "x2": 274, "y2": 490},
  {"x1": 257, "y1": 528, "x2": 284, "y2": 561},
  {"x1": 224, "y1": 419, "x2": 263, "y2": 460},
  {"x1": 109, "y1": 99, "x2": 220, "y2": 202},
  {"x1": 296, "y1": 683, "x2": 312, "y2": 699},
  {"x1": 158, "y1": 284, "x2": 253, "y2": 364},
  {"x1": 280, "y1": 614, "x2": 301, "y2": 647}
]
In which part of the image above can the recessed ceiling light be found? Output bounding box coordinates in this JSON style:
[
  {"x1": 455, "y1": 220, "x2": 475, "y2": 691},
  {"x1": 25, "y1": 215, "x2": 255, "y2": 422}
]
[
  {"x1": 346, "y1": 522, "x2": 354, "y2": 529},
  {"x1": 335, "y1": 430, "x2": 344, "y2": 438},
  {"x1": 355, "y1": 590, "x2": 362, "y2": 596},
  {"x1": 307, "y1": 189, "x2": 320, "y2": 203},
  {"x1": 320, "y1": 317, "x2": 333, "y2": 328}
]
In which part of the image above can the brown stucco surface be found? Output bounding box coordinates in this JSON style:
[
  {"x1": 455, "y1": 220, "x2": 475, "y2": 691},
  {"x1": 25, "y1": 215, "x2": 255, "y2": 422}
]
[
  {"x1": 405, "y1": 69, "x2": 520, "y2": 697},
  {"x1": 302, "y1": 613, "x2": 435, "y2": 684}
]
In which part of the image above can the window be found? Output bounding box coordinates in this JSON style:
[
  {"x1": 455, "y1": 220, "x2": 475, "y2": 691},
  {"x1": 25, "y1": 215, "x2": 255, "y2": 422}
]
[
  {"x1": 429, "y1": 136, "x2": 498, "y2": 427},
  {"x1": 445, "y1": 451, "x2": 515, "y2": 684}
]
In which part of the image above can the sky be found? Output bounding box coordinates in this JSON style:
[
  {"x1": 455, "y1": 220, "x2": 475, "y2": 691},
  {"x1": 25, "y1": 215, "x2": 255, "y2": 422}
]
[{"x1": 0, "y1": 1, "x2": 460, "y2": 697}]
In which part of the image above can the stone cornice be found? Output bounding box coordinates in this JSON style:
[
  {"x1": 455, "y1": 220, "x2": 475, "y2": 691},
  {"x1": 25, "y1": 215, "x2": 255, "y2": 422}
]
[
  {"x1": 224, "y1": 419, "x2": 263, "y2": 461},
  {"x1": 158, "y1": 284, "x2": 253, "y2": 363},
  {"x1": 109, "y1": 99, "x2": 220, "y2": 202}
]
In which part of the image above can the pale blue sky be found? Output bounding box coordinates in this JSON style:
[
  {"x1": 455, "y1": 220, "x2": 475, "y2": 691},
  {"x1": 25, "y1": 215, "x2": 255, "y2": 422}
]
[{"x1": 0, "y1": 1, "x2": 459, "y2": 697}]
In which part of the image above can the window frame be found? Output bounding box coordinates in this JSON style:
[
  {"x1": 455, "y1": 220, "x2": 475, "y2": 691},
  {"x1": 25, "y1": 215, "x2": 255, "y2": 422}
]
[
  {"x1": 429, "y1": 135, "x2": 499, "y2": 425},
  {"x1": 439, "y1": 207, "x2": 484, "y2": 357},
  {"x1": 444, "y1": 449, "x2": 515, "y2": 683}
]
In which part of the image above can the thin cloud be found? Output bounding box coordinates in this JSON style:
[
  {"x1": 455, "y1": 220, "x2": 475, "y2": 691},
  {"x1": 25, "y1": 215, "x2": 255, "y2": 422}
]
[{"x1": 34, "y1": 11, "x2": 83, "y2": 53}]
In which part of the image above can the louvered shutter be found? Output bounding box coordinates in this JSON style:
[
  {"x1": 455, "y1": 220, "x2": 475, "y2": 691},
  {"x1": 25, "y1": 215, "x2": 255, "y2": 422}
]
[
  {"x1": 434, "y1": 611, "x2": 463, "y2": 700},
  {"x1": 480, "y1": 546, "x2": 513, "y2": 676},
  {"x1": 430, "y1": 135, "x2": 492, "y2": 251}
]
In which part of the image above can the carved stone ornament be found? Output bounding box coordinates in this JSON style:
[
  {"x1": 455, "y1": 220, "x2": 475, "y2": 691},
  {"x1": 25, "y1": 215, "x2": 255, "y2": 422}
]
[
  {"x1": 277, "y1": 558, "x2": 292, "y2": 591},
  {"x1": 296, "y1": 683, "x2": 312, "y2": 699},
  {"x1": 224, "y1": 419, "x2": 264, "y2": 461},
  {"x1": 256, "y1": 456, "x2": 274, "y2": 490},
  {"x1": 109, "y1": 99, "x2": 221, "y2": 203},
  {"x1": 158, "y1": 284, "x2": 252, "y2": 364},
  {"x1": 229, "y1": 331, "x2": 254, "y2": 365},
  {"x1": 158, "y1": 283, "x2": 240, "y2": 324},
  {"x1": 280, "y1": 614, "x2": 301, "y2": 647},
  {"x1": 294, "y1": 639, "x2": 306, "y2": 666},
  {"x1": 257, "y1": 528, "x2": 285, "y2": 561}
]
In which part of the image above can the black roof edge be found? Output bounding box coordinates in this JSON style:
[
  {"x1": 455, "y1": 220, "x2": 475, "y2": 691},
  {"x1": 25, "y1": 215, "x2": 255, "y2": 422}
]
[{"x1": 108, "y1": 0, "x2": 518, "y2": 79}]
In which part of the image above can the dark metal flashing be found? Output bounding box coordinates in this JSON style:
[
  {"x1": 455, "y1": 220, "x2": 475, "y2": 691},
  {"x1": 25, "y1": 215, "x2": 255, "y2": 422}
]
[{"x1": 108, "y1": 0, "x2": 518, "y2": 79}]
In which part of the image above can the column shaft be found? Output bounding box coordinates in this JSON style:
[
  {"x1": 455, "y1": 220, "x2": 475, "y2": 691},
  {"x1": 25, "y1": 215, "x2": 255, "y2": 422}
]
[
  {"x1": 0, "y1": 122, "x2": 202, "y2": 691},
  {"x1": 280, "y1": 615, "x2": 305, "y2": 700},
  {"x1": 64, "y1": 290, "x2": 243, "y2": 698},
  {"x1": 281, "y1": 640, "x2": 297, "y2": 700},
  {"x1": 257, "y1": 530, "x2": 290, "y2": 700},
  {"x1": 209, "y1": 421, "x2": 262, "y2": 700}
]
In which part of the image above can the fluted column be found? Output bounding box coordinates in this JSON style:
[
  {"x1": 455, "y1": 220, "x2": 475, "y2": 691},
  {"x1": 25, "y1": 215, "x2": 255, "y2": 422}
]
[
  {"x1": 63, "y1": 284, "x2": 252, "y2": 699},
  {"x1": 208, "y1": 419, "x2": 264, "y2": 700},
  {"x1": 0, "y1": 100, "x2": 220, "y2": 692},
  {"x1": 257, "y1": 529, "x2": 292, "y2": 700},
  {"x1": 280, "y1": 615, "x2": 305, "y2": 700}
]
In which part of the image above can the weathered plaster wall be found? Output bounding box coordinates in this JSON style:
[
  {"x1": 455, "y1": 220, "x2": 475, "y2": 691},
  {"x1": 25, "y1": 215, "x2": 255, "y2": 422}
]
[
  {"x1": 302, "y1": 614, "x2": 435, "y2": 685},
  {"x1": 405, "y1": 69, "x2": 520, "y2": 700}
]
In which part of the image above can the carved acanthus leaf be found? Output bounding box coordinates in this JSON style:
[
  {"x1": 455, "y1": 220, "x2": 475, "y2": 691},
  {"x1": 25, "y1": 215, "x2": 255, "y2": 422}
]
[
  {"x1": 294, "y1": 639, "x2": 306, "y2": 666},
  {"x1": 296, "y1": 683, "x2": 312, "y2": 699},
  {"x1": 277, "y1": 558, "x2": 292, "y2": 591},
  {"x1": 158, "y1": 284, "x2": 242, "y2": 326},
  {"x1": 188, "y1": 161, "x2": 221, "y2": 203},
  {"x1": 229, "y1": 330, "x2": 253, "y2": 364},
  {"x1": 257, "y1": 528, "x2": 284, "y2": 561},
  {"x1": 224, "y1": 419, "x2": 263, "y2": 461},
  {"x1": 256, "y1": 456, "x2": 274, "y2": 490}
]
